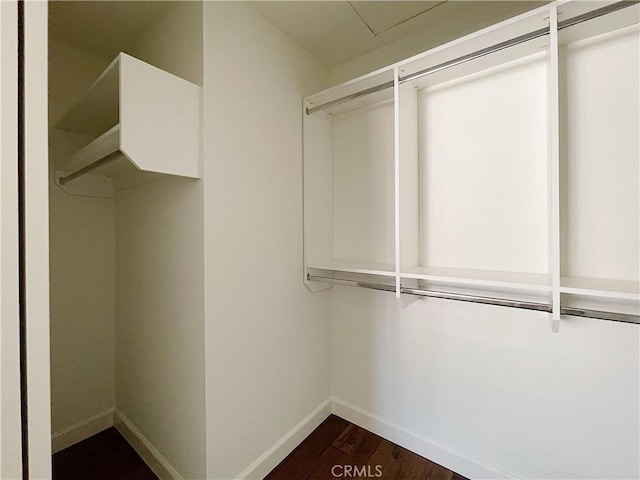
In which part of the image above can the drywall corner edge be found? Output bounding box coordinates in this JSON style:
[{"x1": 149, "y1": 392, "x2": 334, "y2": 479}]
[
  {"x1": 114, "y1": 409, "x2": 184, "y2": 480},
  {"x1": 331, "y1": 397, "x2": 525, "y2": 480},
  {"x1": 235, "y1": 397, "x2": 332, "y2": 480},
  {"x1": 51, "y1": 409, "x2": 114, "y2": 454}
]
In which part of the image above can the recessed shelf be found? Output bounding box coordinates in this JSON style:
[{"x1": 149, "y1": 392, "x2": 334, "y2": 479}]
[
  {"x1": 560, "y1": 277, "x2": 639, "y2": 301},
  {"x1": 53, "y1": 52, "x2": 201, "y2": 187},
  {"x1": 401, "y1": 266, "x2": 551, "y2": 292}
]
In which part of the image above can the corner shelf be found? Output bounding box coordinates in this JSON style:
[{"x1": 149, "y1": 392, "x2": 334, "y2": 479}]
[{"x1": 54, "y1": 52, "x2": 201, "y2": 189}]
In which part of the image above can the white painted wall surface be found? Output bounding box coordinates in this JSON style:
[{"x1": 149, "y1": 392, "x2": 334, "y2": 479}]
[
  {"x1": 0, "y1": 2, "x2": 22, "y2": 477},
  {"x1": 116, "y1": 3, "x2": 205, "y2": 478},
  {"x1": 128, "y1": 0, "x2": 202, "y2": 86},
  {"x1": 48, "y1": 38, "x2": 116, "y2": 446},
  {"x1": 418, "y1": 54, "x2": 548, "y2": 274},
  {"x1": 332, "y1": 288, "x2": 639, "y2": 479},
  {"x1": 202, "y1": 3, "x2": 331, "y2": 478},
  {"x1": 561, "y1": 26, "x2": 640, "y2": 282},
  {"x1": 115, "y1": 176, "x2": 205, "y2": 480},
  {"x1": 48, "y1": 39, "x2": 112, "y2": 125}
]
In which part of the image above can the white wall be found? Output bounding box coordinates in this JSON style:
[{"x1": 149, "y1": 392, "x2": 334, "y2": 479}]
[
  {"x1": 48, "y1": 39, "x2": 112, "y2": 126},
  {"x1": 115, "y1": 177, "x2": 205, "y2": 479},
  {"x1": 128, "y1": 0, "x2": 202, "y2": 86},
  {"x1": 115, "y1": 3, "x2": 206, "y2": 479},
  {"x1": 48, "y1": 38, "x2": 116, "y2": 446},
  {"x1": 202, "y1": 3, "x2": 331, "y2": 478},
  {"x1": 332, "y1": 290, "x2": 639, "y2": 479}
]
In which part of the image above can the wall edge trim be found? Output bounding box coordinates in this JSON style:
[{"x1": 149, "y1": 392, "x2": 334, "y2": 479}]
[
  {"x1": 51, "y1": 408, "x2": 114, "y2": 454},
  {"x1": 114, "y1": 409, "x2": 184, "y2": 480},
  {"x1": 331, "y1": 397, "x2": 525, "y2": 480},
  {"x1": 235, "y1": 397, "x2": 333, "y2": 480}
]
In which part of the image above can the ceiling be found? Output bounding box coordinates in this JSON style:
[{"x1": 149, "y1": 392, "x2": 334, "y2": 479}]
[
  {"x1": 248, "y1": 1, "x2": 547, "y2": 68},
  {"x1": 49, "y1": 1, "x2": 546, "y2": 69},
  {"x1": 49, "y1": 1, "x2": 174, "y2": 60}
]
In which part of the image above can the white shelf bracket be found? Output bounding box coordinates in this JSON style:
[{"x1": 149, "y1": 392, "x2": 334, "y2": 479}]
[{"x1": 549, "y1": 5, "x2": 562, "y2": 332}]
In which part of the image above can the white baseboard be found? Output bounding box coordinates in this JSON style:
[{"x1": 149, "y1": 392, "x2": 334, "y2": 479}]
[
  {"x1": 114, "y1": 409, "x2": 183, "y2": 480},
  {"x1": 331, "y1": 397, "x2": 524, "y2": 480},
  {"x1": 235, "y1": 397, "x2": 332, "y2": 480},
  {"x1": 51, "y1": 409, "x2": 114, "y2": 453}
]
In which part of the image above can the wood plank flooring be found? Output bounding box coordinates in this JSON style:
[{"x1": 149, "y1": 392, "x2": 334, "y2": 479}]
[
  {"x1": 266, "y1": 415, "x2": 468, "y2": 480},
  {"x1": 52, "y1": 427, "x2": 158, "y2": 480},
  {"x1": 53, "y1": 415, "x2": 467, "y2": 480}
]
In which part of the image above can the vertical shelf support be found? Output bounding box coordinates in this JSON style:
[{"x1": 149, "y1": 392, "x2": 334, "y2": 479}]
[
  {"x1": 394, "y1": 66, "x2": 402, "y2": 299},
  {"x1": 549, "y1": 5, "x2": 562, "y2": 332}
]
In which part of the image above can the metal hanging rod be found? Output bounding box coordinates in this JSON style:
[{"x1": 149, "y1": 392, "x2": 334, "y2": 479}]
[
  {"x1": 306, "y1": 81, "x2": 394, "y2": 115},
  {"x1": 307, "y1": 274, "x2": 640, "y2": 325},
  {"x1": 556, "y1": 0, "x2": 638, "y2": 31},
  {"x1": 398, "y1": 27, "x2": 548, "y2": 84},
  {"x1": 308, "y1": 274, "x2": 396, "y2": 293},
  {"x1": 305, "y1": 1, "x2": 638, "y2": 115},
  {"x1": 58, "y1": 150, "x2": 122, "y2": 185},
  {"x1": 401, "y1": 286, "x2": 552, "y2": 313},
  {"x1": 559, "y1": 307, "x2": 639, "y2": 325},
  {"x1": 401, "y1": 1, "x2": 638, "y2": 84}
]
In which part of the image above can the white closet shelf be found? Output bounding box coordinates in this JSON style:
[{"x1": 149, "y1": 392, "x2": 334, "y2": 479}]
[
  {"x1": 54, "y1": 52, "x2": 201, "y2": 187},
  {"x1": 60, "y1": 125, "x2": 120, "y2": 173},
  {"x1": 560, "y1": 276, "x2": 640, "y2": 301},
  {"x1": 401, "y1": 266, "x2": 551, "y2": 292},
  {"x1": 307, "y1": 261, "x2": 396, "y2": 277},
  {"x1": 303, "y1": 1, "x2": 639, "y2": 325}
]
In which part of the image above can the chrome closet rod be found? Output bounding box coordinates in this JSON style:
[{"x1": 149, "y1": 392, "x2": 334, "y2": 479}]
[
  {"x1": 308, "y1": 274, "x2": 551, "y2": 312},
  {"x1": 401, "y1": 286, "x2": 552, "y2": 312},
  {"x1": 559, "y1": 307, "x2": 639, "y2": 325},
  {"x1": 306, "y1": 81, "x2": 395, "y2": 115},
  {"x1": 397, "y1": 26, "x2": 548, "y2": 84},
  {"x1": 58, "y1": 150, "x2": 122, "y2": 185},
  {"x1": 401, "y1": 1, "x2": 639, "y2": 84},
  {"x1": 307, "y1": 274, "x2": 640, "y2": 324},
  {"x1": 305, "y1": 1, "x2": 638, "y2": 115},
  {"x1": 307, "y1": 274, "x2": 397, "y2": 293}
]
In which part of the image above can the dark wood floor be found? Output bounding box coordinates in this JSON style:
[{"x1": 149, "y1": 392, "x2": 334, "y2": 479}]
[
  {"x1": 53, "y1": 416, "x2": 467, "y2": 480},
  {"x1": 266, "y1": 415, "x2": 468, "y2": 480},
  {"x1": 52, "y1": 427, "x2": 158, "y2": 480}
]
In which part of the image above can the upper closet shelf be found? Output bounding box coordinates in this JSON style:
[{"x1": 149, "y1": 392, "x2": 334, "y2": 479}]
[{"x1": 54, "y1": 52, "x2": 201, "y2": 187}]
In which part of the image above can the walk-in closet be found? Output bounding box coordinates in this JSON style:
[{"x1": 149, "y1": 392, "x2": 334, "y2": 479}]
[{"x1": 1, "y1": 1, "x2": 637, "y2": 479}]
